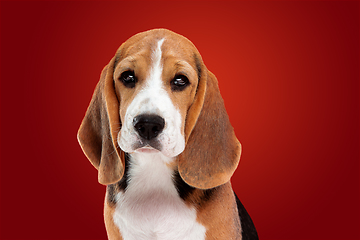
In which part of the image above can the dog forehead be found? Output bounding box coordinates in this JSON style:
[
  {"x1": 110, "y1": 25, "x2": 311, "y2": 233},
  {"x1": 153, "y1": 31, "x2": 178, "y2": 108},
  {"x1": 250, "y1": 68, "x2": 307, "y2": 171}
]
[{"x1": 115, "y1": 29, "x2": 199, "y2": 66}]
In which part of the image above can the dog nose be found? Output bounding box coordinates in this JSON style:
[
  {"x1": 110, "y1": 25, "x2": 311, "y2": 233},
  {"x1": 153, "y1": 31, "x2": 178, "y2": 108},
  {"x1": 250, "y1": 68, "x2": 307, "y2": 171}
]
[{"x1": 133, "y1": 114, "x2": 165, "y2": 140}]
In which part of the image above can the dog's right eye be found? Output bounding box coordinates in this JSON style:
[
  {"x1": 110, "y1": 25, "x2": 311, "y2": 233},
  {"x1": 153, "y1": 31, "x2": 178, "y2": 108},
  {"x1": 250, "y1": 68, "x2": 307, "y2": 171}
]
[
  {"x1": 119, "y1": 71, "x2": 137, "y2": 88},
  {"x1": 171, "y1": 74, "x2": 190, "y2": 91}
]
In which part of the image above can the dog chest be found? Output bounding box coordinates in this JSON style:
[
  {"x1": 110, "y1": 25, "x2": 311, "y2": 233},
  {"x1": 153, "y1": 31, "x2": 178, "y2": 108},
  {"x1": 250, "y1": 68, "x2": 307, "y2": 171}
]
[{"x1": 112, "y1": 152, "x2": 206, "y2": 240}]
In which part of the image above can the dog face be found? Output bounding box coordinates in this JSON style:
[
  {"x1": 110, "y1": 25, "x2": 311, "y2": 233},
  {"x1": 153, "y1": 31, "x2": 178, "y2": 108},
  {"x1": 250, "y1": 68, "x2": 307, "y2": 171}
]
[
  {"x1": 78, "y1": 29, "x2": 241, "y2": 189},
  {"x1": 113, "y1": 36, "x2": 199, "y2": 159}
]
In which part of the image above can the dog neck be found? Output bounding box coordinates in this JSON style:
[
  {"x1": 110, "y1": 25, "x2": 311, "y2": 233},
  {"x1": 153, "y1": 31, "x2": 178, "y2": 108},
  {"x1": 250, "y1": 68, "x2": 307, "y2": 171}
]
[
  {"x1": 112, "y1": 151, "x2": 207, "y2": 239},
  {"x1": 126, "y1": 151, "x2": 178, "y2": 197}
]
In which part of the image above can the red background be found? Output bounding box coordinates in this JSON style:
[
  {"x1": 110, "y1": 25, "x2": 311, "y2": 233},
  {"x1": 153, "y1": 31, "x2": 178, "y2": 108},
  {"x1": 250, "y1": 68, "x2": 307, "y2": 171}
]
[{"x1": 1, "y1": 1, "x2": 359, "y2": 239}]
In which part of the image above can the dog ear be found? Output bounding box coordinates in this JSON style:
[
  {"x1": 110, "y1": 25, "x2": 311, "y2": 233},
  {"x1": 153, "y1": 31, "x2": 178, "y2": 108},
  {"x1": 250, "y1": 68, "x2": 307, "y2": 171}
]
[
  {"x1": 178, "y1": 64, "x2": 241, "y2": 189},
  {"x1": 77, "y1": 57, "x2": 124, "y2": 185}
]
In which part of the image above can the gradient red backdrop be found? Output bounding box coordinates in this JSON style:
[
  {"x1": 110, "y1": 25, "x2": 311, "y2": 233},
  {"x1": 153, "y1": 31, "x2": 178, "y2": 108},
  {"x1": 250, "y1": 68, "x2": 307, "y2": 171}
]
[{"x1": 1, "y1": 1, "x2": 359, "y2": 240}]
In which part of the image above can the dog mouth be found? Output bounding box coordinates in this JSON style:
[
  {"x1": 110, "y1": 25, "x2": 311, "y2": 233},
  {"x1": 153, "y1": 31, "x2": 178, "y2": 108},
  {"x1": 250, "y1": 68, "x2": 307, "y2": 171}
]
[
  {"x1": 135, "y1": 145, "x2": 160, "y2": 154},
  {"x1": 133, "y1": 140, "x2": 162, "y2": 153}
]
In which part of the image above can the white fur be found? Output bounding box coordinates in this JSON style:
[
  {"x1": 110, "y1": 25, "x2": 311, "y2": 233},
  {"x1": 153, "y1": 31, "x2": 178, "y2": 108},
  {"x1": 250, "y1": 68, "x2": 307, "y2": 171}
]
[
  {"x1": 113, "y1": 152, "x2": 206, "y2": 240},
  {"x1": 115, "y1": 38, "x2": 205, "y2": 239},
  {"x1": 118, "y1": 38, "x2": 185, "y2": 158}
]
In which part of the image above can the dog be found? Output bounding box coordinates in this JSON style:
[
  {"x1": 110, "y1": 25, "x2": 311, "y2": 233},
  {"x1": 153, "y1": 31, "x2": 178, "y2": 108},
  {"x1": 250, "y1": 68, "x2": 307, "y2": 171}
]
[{"x1": 78, "y1": 29, "x2": 258, "y2": 240}]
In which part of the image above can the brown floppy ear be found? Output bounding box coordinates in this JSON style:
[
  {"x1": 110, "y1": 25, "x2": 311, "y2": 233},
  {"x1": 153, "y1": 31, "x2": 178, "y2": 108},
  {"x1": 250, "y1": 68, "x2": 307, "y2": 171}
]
[
  {"x1": 178, "y1": 67, "x2": 241, "y2": 190},
  {"x1": 77, "y1": 57, "x2": 124, "y2": 185}
]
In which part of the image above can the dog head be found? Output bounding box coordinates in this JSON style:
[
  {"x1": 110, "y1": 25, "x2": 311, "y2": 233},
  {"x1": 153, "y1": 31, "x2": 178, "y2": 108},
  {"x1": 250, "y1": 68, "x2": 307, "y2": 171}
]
[{"x1": 78, "y1": 29, "x2": 241, "y2": 189}]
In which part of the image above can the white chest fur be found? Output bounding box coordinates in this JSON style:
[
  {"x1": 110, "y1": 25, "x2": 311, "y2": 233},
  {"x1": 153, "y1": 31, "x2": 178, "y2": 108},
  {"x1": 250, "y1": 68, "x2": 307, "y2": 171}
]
[{"x1": 113, "y1": 152, "x2": 206, "y2": 240}]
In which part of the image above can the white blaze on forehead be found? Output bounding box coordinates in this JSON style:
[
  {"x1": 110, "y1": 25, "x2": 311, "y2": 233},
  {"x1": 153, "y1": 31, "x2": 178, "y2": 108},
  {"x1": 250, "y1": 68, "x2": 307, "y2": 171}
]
[
  {"x1": 135, "y1": 38, "x2": 167, "y2": 115},
  {"x1": 151, "y1": 38, "x2": 165, "y2": 83}
]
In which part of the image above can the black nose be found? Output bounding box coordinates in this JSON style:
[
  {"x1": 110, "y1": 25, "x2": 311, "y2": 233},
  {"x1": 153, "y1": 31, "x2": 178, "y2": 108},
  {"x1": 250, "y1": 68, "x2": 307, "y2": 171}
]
[{"x1": 133, "y1": 114, "x2": 165, "y2": 140}]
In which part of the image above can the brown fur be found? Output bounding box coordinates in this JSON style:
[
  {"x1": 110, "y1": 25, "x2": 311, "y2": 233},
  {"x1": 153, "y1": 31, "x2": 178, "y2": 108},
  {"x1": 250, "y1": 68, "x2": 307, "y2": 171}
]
[
  {"x1": 201, "y1": 184, "x2": 242, "y2": 240},
  {"x1": 78, "y1": 29, "x2": 244, "y2": 239},
  {"x1": 77, "y1": 61, "x2": 124, "y2": 185},
  {"x1": 188, "y1": 183, "x2": 242, "y2": 239},
  {"x1": 104, "y1": 192, "x2": 123, "y2": 239},
  {"x1": 178, "y1": 68, "x2": 241, "y2": 189}
]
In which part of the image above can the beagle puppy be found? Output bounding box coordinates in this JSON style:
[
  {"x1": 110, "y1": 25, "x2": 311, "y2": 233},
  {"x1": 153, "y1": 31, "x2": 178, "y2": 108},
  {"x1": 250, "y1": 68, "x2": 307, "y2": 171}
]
[{"x1": 78, "y1": 29, "x2": 258, "y2": 240}]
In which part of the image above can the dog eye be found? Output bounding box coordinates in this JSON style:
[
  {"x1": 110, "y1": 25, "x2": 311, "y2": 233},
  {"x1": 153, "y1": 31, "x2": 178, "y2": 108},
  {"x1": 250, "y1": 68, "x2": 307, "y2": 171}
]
[
  {"x1": 171, "y1": 74, "x2": 189, "y2": 91},
  {"x1": 119, "y1": 70, "x2": 137, "y2": 88}
]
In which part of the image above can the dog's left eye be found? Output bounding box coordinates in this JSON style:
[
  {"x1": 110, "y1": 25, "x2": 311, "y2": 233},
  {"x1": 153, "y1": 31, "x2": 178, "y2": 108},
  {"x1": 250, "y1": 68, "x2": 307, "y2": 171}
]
[
  {"x1": 171, "y1": 74, "x2": 189, "y2": 91},
  {"x1": 119, "y1": 70, "x2": 137, "y2": 88}
]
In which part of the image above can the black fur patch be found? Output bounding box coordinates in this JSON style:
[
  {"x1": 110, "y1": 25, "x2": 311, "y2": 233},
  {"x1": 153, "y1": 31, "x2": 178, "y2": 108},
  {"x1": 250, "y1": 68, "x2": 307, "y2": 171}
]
[
  {"x1": 194, "y1": 54, "x2": 202, "y2": 81},
  {"x1": 106, "y1": 153, "x2": 130, "y2": 205},
  {"x1": 173, "y1": 170, "x2": 217, "y2": 207},
  {"x1": 173, "y1": 170, "x2": 195, "y2": 200},
  {"x1": 235, "y1": 194, "x2": 259, "y2": 240},
  {"x1": 199, "y1": 187, "x2": 216, "y2": 206},
  {"x1": 114, "y1": 55, "x2": 120, "y2": 70}
]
